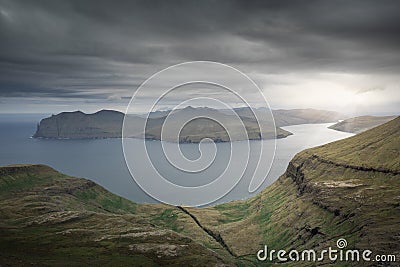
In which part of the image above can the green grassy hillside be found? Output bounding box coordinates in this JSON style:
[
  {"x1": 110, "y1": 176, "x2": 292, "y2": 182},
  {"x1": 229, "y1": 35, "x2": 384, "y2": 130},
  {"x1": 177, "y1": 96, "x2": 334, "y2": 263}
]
[
  {"x1": 0, "y1": 165, "x2": 236, "y2": 266},
  {"x1": 2, "y1": 117, "x2": 399, "y2": 266},
  {"x1": 191, "y1": 116, "x2": 400, "y2": 266}
]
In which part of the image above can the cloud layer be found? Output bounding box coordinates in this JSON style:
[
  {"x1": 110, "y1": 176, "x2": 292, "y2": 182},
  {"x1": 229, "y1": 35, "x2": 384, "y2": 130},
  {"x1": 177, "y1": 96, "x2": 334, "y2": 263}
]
[{"x1": 0, "y1": 0, "x2": 399, "y2": 114}]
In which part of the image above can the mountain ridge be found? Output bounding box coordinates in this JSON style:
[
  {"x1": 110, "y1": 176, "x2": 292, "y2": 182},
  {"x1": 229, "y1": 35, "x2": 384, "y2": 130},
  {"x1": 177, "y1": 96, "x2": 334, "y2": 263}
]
[
  {"x1": 33, "y1": 107, "x2": 343, "y2": 141},
  {"x1": 2, "y1": 117, "x2": 399, "y2": 265}
]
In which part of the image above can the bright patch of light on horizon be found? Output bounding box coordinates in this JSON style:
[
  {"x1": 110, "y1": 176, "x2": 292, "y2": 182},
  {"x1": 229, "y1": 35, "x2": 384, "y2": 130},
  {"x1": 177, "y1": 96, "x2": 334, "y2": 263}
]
[{"x1": 258, "y1": 71, "x2": 400, "y2": 115}]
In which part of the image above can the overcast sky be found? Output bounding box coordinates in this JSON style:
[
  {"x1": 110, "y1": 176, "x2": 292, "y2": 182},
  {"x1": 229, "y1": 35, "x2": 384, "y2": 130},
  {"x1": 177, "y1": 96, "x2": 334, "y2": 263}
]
[{"x1": 0, "y1": 0, "x2": 399, "y2": 115}]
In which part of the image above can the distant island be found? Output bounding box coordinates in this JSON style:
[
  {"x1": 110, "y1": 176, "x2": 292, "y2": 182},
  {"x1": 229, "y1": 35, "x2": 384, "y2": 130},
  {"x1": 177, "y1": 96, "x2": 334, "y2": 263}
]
[
  {"x1": 2, "y1": 117, "x2": 400, "y2": 265},
  {"x1": 33, "y1": 107, "x2": 343, "y2": 142},
  {"x1": 34, "y1": 110, "x2": 125, "y2": 139},
  {"x1": 329, "y1": 115, "x2": 398, "y2": 133}
]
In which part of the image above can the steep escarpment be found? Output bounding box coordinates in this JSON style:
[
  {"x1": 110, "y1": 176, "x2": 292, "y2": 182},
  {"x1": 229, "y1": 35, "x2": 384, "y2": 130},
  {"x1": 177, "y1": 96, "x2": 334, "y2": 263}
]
[
  {"x1": 5, "y1": 117, "x2": 399, "y2": 266},
  {"x1": 33, "y1": 107, "x2": 343, "y2": 141},
  {"x1": 33, "y1": 108, "x2": 292, "y2": 141},
  {"x1": 188, "y1": 117, "x2": 400, "y2": 266},
  {"x1": 33, "y1": 110, "x2": 126, "y2": 138}
]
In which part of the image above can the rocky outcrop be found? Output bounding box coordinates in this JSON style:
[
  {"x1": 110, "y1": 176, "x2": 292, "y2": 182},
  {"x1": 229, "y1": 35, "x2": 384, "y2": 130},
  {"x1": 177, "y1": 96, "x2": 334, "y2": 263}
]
[
  {"x1": 33, "y1": 110, "x2": 125, "y2": 139},
  {"x1": 272, "y1": 118, "x2": 400, "y2": 264},
  {"x1": 1, "y1": 117, "x2": 399, "y2": 266},
  {"x1": 33, "y1": 107, "x2": 344, "y2": 141},
  {"x1": 33, "y1": 108, "x2": 292, "y2": 142},
  {"x1": 177, "y1": 206, "x2": 236, "y2": 257},
  {"x1": 187, "y1": 117, "x2": 400, "y2": 266}
]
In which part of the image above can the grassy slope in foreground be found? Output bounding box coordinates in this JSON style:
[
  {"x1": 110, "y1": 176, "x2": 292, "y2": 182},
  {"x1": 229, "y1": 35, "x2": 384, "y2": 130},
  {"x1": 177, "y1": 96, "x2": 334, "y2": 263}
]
[
  {"x1": 0, "y1": 165, "x2": 236, "y2": 266},
  {"x1": 188, "y1": 116, "x2": 400, "y2": 266},
  {"x1": 329, "y1": 115, "x2": 397, "y2": 134},
  {"x1": 1, "y1": 117, "x2": 399, "y2": 266}
]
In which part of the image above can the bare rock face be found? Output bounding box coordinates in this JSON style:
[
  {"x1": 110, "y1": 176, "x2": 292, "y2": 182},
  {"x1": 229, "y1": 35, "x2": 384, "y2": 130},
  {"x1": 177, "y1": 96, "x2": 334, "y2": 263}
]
[
  {"x1": 171, "y1": 117, "x2": 400, "y2": 265},
  {"x1": 33, "y1": 107, "x2": 344, "y2": 141},
  {"x1": 1, "y1": 117, "x2": 399, "y2": 266},
  {"x1": 128, "y1": 243, "x2": 188, "y2": 258},
  {"x1": 33, "y1": 108, "x2": 294, "y2": 142},
  {"x1": 33, "y1": 110, "x2": 125, "y2": 139}
]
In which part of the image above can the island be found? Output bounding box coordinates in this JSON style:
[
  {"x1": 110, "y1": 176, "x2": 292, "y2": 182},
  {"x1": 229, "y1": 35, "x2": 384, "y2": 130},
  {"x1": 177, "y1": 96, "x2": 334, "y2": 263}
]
[
  {"x1": 33, "y1": 107, "x2": 344, "y2": 142},
  {"x1": 2, "y1": 117, "x2": 400, "y2": 265}
]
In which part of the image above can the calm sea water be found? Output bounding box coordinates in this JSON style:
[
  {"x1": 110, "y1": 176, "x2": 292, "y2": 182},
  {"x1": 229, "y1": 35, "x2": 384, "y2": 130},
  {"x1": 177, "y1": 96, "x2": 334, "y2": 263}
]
[{"x1": 0, "y1": 114, "x2": 353, "y2": 206}]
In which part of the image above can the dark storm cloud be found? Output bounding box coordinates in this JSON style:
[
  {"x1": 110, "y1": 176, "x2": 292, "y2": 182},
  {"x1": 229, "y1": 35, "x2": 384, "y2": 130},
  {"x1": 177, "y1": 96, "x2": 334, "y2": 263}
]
[{"x1": 0, "y1": 0, "x2": 399, "y2": 102}]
